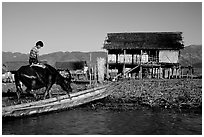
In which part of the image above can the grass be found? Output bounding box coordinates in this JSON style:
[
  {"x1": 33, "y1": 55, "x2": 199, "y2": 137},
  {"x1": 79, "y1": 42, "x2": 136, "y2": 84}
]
[{"x1": 105, "y1": 79, "x2": 202, "y2": 110}]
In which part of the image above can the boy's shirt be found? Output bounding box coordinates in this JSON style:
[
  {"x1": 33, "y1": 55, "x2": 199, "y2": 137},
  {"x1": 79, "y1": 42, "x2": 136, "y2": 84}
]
[{"x1": 30, "y1": 46, "x2": 39, "y2": 59}]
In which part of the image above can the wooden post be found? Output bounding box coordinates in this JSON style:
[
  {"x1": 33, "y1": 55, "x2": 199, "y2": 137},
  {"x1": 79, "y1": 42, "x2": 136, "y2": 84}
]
[
  {"x1": 139, "y1": 65, "x2": 142, "y2": 79},
  {"x1": 136, "y1": 54, "x2": 138, "y2": 64},
  {"x1": 172, "y1": 67, "x2": 174, "y2": 78},
  {"x1": 168, "y1": 68, "x2": 170, "y2": 79},
  {"x1": 171, "y1": 67, "x2": 173, "y2": 78},
  {"x1": 139, "y1": 50, "x2": 143, "y2": 79},
  {"x1": 94, "y1": 65, "x2": 97, "y2": 84},
  {"x1": 106, "y1": 51, "x2": 109, "y2": 80},
  {"x1": 176, "y1": 68, "x2": 178, "y2": 79},
  {"x1": 89, "y1": 53, "x2": 92, "y2": 86},
  {"x1": 123, "y1": 49, "x2": 126, "y2": 76},
  {"x1": 162, "y1": 68, "x2": 165, "y2": 79},
  {"x1": 132, "y1": 53, "x2": 134, "y2": 65},
  {"x1": 156, "y1": 68, "x2": 158, "y2": 78},
  {"x1": 157, "y1": 68, "x2": 159, "y2": 79},
  {"x1": 97, "y1": 57, "x2": 105, "y2": 83},
  {"x1": 116, "y1": 53, "x2": 118, "y2": 64},
  {"x1": 159, "y1": 66, "x2": 162, "y2": 79},
  {"x1": 140, "y1": 49, "x2": 143, "y2": 64},
  {"x1": 151, "y1": 67, "x2": 153, "y2": 78},
  {"x1": 178, "y1": 66, "x2": 181, "y2": 79},
  {"x1": 187, "y1": 67, "x2": 189, "y2": 78},
  {"x1": 173, "y1": 67, "x2": 175, "y2": 78}
]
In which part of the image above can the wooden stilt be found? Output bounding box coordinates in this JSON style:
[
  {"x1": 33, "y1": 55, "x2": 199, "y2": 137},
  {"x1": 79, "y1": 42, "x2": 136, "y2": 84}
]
[
  {"x1": 168, "y1": 68, "x2": 170, "y2": 79},
  {"x1": 106, "y1": 51, "x2": 109, "y2": 80},
  {"x1": 176, "y1": 68, "x2": 178, "y2": 79},
  {"x1": 156, "y1": 68, "x2": 159, "y2": 79},
  {"x1": 89, "y1": 53, "x2": 92, "y2": 85},
  {"x1": 140, "y1": 65, "x2": 142, "y2": 79},
  {"x1": 159, "y1": 66, "x2": 162, "y2": 79},
  {"x1": 163, "y1": 68, "x2": 165, "y2": 79},
  {"x1": 94, "y1": 65, "x2": 97, "y2": 84},
  {"x1": 123, "y1": 49, "x2": 126, "y2": 77},
  {"x1": 152, "y1": 67, "x2": 153, "y2": 79}
]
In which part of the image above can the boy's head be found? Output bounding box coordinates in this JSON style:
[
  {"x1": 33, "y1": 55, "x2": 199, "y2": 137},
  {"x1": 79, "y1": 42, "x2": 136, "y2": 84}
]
[{"x1": 36, "y1": 41, "x2": 44, "y2": 49}]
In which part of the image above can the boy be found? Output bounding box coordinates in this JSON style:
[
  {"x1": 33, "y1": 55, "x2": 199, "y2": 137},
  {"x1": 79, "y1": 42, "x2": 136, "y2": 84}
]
[
  {"x1": 29, "y1": 41, "x2": 44, "y2": 65},
  {"x1": 29, "y1": 41, "x2": 45, "y2": 84}
]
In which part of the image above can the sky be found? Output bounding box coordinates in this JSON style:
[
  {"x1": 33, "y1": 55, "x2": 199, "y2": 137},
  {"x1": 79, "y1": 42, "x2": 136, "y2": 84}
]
[{"x1": 2, "y1": 2, "x2": 202, "y2": 55}]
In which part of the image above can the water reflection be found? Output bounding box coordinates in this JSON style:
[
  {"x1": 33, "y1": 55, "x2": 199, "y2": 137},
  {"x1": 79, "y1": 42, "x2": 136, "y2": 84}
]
[
  {"x1": 105, "y1": 109, "x2": 201, "y2": 135},
  {"x1": 2, "y1": 108, "x2": 202, "y2": 135}
]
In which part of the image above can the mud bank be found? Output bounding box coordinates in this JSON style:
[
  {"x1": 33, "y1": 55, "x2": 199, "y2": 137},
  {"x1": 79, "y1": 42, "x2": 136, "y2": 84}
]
[{"x1": 90, "y1": 79, "x2": 201, "y2": 112}]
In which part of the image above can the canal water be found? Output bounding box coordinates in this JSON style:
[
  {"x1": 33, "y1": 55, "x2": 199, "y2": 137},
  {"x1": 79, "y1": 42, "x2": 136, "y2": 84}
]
[{"x1": 2, "y1": 107, "x2": 202, "y2": 135}]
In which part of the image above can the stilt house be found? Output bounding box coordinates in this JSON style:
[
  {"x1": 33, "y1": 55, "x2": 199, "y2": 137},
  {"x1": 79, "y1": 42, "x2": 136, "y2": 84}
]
[{"x1": 103, "y1": 32, "x2": 184, "y2": 79}]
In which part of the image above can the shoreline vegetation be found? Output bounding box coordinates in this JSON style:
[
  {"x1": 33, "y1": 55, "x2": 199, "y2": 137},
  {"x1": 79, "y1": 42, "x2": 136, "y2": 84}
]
[
  {"x1": 2, "y1": 79, "x2": 202, "y2": 113},
  {"x1": 104, "y1": 79, "x2": 202, "y2": 112}
]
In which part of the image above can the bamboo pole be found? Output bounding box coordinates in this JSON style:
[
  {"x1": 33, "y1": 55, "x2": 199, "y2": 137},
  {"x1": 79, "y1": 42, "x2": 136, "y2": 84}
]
[
  {"x1": 89, "y1": 53, "x2": 92, "y2": 86},
  {"x1": 168, "y1": 68, "x2": 170, "y2": 79},
  {"x1": 159, "y1": 66, "x2": 162, "y2": 79},
  {"x1": 139, "y1": 50, "x2": 143, "y2": 79},
  {"x1": 123, "y1": 49, "x2": 126, "y2": 76},
  {"x1": 176, "y1": 68, "x2": 178, "y2": 79},
  {"x1": 132, "y1": 53, "x2": 134, "y2": 65},
  {"x1": 106, "y1": 51, "x2": 109, "y2": 80},
  {"x1": 116, "y1": 53, "x2": 118, "y2": 64},
  {"x1": 151, "y1": 67, "x2": 153, "y2": 78},
  {"x1": 94, "y1": 65, "x2": 97, "y2": 83}
]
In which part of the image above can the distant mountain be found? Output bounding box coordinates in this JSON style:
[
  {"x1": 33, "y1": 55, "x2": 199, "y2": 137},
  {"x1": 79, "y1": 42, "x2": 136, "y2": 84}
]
[
  {"x1": 179, "y1": 45, "x2": 202, "y2": 68},
  {"x1": 2, "y1": 45, "x2": 201, "y2": 69},
  {"x1": 2, "y1": 51, "x2": 107, "y2": 67},
  {"x1": 40, "y1": 51, "x2": 68, "y2": 66},
  {"x1": 2, "y1": 52, "x2": 29, "y2": 63}
]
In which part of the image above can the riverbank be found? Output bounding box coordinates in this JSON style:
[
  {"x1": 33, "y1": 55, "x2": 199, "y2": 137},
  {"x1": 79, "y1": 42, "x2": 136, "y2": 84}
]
[
  {"x1": 2, "y1": 79, "x2": 202, "y2": 113},
  {"x1": 89, "y1": 79, "x2": 201, "y2": 112}
]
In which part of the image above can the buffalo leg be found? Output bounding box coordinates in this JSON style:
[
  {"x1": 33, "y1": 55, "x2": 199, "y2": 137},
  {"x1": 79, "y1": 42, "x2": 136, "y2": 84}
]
[
  {"x1": 66, "y1": 84, "x2": 72, "y2": 99},
  {"x1": 16, "y1": 85, "x2": 22, "y2": 100},
  {"x1": 14, "y1": 75, "x2": 23, "y2": 100},
  {"x1": 44, "y1": 84, "x2": 53, "y2": 99}
]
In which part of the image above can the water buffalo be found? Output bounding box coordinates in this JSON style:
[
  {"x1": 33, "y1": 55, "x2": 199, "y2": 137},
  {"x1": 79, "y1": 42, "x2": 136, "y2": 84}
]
[{"x1": 14, "y1": 64, "x2": 72, "y2": 100}]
